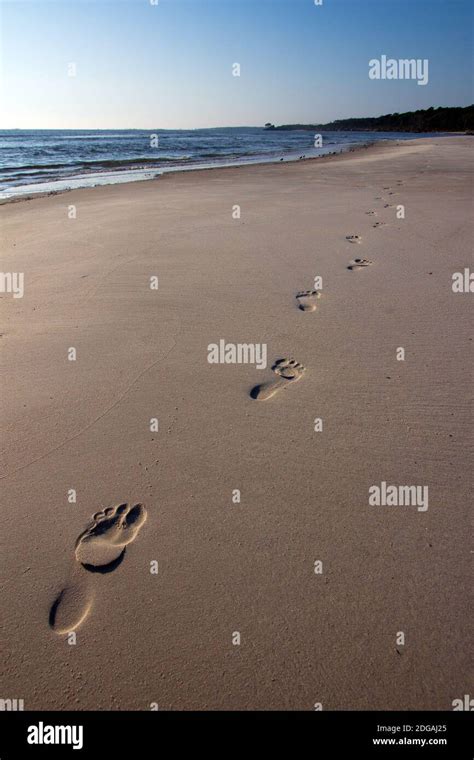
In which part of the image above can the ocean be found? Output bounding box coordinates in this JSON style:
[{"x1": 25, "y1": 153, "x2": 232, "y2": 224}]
[{"x1": 0, "y1": 128, "x2": 440, "y2": 199}]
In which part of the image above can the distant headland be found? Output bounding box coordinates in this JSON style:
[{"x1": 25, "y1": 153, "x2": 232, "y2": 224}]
[{"x1": 264, "y1": 105, "x2": 474, "y2": 133}]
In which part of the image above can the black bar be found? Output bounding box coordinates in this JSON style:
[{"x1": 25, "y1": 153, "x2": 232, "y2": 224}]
[{"x1": 0, "y1": 711, "x2": 471, "y2": 757}]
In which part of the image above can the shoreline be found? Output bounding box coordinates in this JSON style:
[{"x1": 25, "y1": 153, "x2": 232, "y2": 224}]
[
  {"x1": 1, "y1": 131, "x2": 465, "y2": 207},
  {"x1": 0, "y1": 137, "x2": 410, "y2": 206},
  {"x1": 0, "y1": 139, "x2": 378, "y2": 206}
]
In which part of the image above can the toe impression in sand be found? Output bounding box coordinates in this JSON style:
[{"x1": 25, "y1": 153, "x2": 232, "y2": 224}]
[
  {"x1": 250, "y1": 358, "x2": 306, "y2": 400},
  {"x1": 346, "y1": 235, "x2": 362, "y2": 244},
  {"x1": 49, "y1": 503, "x2": 147, "y2": 634}
]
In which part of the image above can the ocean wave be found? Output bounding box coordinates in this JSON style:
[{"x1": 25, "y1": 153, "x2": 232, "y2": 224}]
[
  {"x1": 0, "y1": 156, "x2": 196, "y2": 173},
  {"x1": 57, "y1": 134, "x2": 139, "y2": 140}
]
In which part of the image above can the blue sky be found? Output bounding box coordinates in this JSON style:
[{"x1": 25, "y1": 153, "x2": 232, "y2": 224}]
[{"x1": 0, "y1": 0, "x2": 472, "y2": 129}]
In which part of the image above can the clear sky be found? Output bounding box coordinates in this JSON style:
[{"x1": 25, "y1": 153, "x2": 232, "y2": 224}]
[{"x1": 0, "y1": 0, "x2": 472, "y2": 129}]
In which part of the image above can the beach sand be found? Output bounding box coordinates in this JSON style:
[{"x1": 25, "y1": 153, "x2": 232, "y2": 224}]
[{"x1": 0, "y1": 136, "x2": 472, "y2": 710}]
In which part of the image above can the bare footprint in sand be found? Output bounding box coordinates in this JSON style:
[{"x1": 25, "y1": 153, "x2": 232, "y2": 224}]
[
  {"x1": 75, "y1": 503, "x2": 147, "y2": 568},
  {"x1": 365, "y1": 211, "x2": 377, "y2": 216},
  {"x1": 373, "y1": 221, "x2": 386, "y2": 228},
  {"x1": 250, "y1": 359, "x2": 305, "y2": 400},
  {"x1": 348, "y1": 258, "x2": 373, "y2": 271},
  {"x1": 346, "y1": 235, "x2": 362, "y2": 244},
  {"x1": 296, "y1": 290, "x2": 321, "y2": 312},
  {"x1": 49, "y1": 503, "x2": 147, "y2": 634}
]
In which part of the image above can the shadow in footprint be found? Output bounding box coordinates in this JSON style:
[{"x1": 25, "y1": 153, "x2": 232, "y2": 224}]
[
  {"x1": 81, "y1": 548, "x2": 126, "y2": 574},
  {"x1": 49, "y1": 593, "x2": 68, "y2": 629}
]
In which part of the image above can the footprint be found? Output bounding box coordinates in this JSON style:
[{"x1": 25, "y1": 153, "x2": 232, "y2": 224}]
[
  {"x1": 296, "y1": 290, "x2": 321, "y2": 312},
  {"x1": 365, "y1": 211, "x2": 377, "y2": 216},
  {"x1": 346, "y1": 235, "x2": 361, "y2": 244},
  {"x1": 348, "y1": 258, "x2": 373, "y2": 271},
  {"x1": 250, "y1": 359, "x2": 305, "y2": 400},
  {"x1": 49, "y1": 579, "x2": 94, "y2": 635},
  {"x1": 75, "y1": 503, "x2": 147, "y2": 568},
  {"x1": 372, "y1": 221, "x2": 386, "y2": 228},
  {"x1": 49, "y1": 503, "x2": 147, "y2": 634}
]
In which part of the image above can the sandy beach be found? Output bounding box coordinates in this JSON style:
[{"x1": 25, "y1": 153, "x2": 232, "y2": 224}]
[{"x1": 0, "y1": 136, "x2": 472, "y2": 710}]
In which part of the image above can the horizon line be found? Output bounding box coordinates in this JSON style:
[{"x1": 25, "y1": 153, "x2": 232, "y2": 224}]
[{"x1": 2, "y1": 102, "x2": 472, "y2": 132}]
